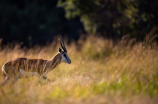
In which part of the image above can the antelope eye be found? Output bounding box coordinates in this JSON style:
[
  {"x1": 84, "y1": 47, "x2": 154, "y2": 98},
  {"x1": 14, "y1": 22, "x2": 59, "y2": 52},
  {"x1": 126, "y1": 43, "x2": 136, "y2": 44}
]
[{"x1": 64, "y1": 54, "x2": 66, "y2": 57}]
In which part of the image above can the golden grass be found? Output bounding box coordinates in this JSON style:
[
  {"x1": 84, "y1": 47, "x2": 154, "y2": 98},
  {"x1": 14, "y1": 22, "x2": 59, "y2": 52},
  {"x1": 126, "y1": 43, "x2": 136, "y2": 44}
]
[{"x1": 0, "y1": 36, "x2": 158, "y2": 104}]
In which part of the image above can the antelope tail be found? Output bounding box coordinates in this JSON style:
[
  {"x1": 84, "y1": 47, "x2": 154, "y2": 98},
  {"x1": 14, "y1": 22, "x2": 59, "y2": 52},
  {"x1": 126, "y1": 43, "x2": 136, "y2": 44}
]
[{"x1": 2, "y1": 65, "x2": 6, "y2": 77}]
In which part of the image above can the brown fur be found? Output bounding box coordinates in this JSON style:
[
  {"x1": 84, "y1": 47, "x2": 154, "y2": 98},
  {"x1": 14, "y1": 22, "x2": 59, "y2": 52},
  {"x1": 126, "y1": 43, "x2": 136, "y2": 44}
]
[{"x1": 3, "y1": 52, "x2": 62, "y2": 77}]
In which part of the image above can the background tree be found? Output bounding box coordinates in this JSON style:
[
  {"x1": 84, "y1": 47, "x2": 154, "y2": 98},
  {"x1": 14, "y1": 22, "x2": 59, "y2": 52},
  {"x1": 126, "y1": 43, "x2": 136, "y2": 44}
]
[
  {"x1": 59, "y1": 0, "x2": 158, "y2": 42},
  {"x1": 0, "y1": 0, "x2": 158, "y2": 46}
]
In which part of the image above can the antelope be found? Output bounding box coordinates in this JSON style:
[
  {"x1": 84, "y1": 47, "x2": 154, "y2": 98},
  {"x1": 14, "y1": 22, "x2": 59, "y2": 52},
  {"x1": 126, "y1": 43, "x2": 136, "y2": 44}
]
[{"x1": 1, "y1": 39, "x2": 71, "y2": 86}]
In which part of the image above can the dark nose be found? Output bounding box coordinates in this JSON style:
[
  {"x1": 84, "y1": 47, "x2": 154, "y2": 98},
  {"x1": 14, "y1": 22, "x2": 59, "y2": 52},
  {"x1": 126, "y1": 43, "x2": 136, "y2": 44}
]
[{"x1": 69, "y1": 60, "x2": 71, "y2": 64}]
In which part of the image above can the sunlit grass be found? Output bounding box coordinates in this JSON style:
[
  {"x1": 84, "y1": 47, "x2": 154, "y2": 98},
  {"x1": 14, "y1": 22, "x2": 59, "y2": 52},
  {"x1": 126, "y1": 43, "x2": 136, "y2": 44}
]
[{"x1": 0, "y1": 36, "x2": 158, "y2": 104}]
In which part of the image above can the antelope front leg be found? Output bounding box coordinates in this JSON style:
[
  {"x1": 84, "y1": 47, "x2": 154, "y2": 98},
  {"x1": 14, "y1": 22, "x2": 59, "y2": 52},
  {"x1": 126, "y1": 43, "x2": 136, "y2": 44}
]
[{"x1": 42, "y1": 76, "x2": 51, "y2": 82}]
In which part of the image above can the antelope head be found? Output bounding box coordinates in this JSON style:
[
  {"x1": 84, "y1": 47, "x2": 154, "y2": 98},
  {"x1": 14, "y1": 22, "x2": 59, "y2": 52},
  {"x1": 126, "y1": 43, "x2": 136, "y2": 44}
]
[{"x1": 59, "y1": 39, "x2": 71, "y2": 64}]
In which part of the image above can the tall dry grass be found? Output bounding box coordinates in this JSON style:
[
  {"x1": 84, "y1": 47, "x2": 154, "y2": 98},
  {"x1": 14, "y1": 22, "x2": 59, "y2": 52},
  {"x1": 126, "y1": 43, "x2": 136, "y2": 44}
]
[{"x1": 0, "y1": 36, "x2": 158, "y2": 104}]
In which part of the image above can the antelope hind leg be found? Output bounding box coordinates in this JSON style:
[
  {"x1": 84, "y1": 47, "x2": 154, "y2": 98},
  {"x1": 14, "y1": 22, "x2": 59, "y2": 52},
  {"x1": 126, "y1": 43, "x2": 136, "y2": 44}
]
[
  {"x1": 10, "y1": 73, "x2": 20, "y2": 86},
  {"x1": 1, "y1": 77, "x2": 11, "y2": 87}
]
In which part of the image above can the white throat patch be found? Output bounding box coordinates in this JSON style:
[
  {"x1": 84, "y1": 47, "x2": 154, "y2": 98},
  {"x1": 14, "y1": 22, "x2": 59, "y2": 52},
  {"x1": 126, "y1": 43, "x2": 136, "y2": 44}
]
[{"x1": 61, "y1": 53, "x2": 68, "y2": 63}]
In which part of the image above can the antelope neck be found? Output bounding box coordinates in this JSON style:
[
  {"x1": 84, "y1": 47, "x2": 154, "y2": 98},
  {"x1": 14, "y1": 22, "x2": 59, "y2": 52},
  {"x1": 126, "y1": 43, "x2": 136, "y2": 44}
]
[{"x1": 44, "y1": 53, "x2": 62, "y2": 72}]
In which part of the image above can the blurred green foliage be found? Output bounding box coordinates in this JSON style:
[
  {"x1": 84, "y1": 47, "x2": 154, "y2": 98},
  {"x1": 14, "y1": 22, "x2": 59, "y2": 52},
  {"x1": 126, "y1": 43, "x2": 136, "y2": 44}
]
[
  {"x1": 0, "y1": 0, "x2": 158, "y2": 46},
  {"x1": 59, "y1": 0, "x2": 158, "y2": 41}
]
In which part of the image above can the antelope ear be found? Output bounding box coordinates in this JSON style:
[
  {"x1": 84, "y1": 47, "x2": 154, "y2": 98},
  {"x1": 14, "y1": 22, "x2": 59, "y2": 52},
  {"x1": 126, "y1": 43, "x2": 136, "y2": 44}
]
[{"x1": 59, "y1": 48, "x2": 62, "y2": 53}]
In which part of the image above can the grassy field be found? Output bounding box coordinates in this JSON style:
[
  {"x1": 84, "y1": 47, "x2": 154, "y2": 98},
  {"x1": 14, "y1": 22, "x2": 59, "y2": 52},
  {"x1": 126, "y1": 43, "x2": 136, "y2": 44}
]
[{"x1": 0, "y1": 36, "x2": 158, "y2": 104}]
